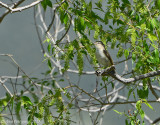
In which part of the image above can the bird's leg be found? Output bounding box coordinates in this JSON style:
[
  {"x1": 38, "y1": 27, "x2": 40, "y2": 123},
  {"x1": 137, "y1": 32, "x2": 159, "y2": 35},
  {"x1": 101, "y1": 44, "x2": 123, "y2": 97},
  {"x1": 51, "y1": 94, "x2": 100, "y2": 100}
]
[{"x1": 95, "y1": 65, "x2": 115, "y2": 76}]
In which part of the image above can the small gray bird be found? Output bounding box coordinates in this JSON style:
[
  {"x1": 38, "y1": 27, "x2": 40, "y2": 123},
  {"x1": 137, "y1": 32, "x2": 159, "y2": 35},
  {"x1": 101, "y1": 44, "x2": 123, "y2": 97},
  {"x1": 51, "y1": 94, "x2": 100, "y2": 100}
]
[{"x1": 94, "y1": 41, "x2": 115, "y2": 74}]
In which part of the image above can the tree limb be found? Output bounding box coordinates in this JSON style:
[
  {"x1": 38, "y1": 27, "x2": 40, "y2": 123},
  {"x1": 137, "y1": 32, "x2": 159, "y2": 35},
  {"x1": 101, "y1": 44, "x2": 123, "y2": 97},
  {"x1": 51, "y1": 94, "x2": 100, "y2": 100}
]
[
  {"x1": 0, "y1": 0, "x2": 26, "y2": 23},
  {"x1": 0, "y1": 0, "x2": 43, "y2": 23},
  {"x1": 96, "y1": 66, "x2": 160, "y2": 84}
]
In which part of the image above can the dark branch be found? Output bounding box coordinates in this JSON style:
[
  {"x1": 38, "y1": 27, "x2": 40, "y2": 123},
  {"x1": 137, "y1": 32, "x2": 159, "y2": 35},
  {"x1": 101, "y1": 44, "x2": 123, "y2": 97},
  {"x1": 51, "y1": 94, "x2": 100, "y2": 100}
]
[
  {"x1": 153, "y1": 117, "x2": 160, "y2": 124},
  {"x1": 46, "y1": 0, "x2": 66, "y2": 33}
]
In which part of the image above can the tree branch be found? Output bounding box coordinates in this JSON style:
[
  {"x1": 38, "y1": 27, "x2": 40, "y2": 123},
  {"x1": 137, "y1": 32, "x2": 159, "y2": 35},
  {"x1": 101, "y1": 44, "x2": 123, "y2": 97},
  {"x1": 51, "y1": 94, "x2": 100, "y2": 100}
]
[
  {"x1": 0, "y1": 78, "x2": 13, "y2": 97},
  {"x1": 10, "y1": 0, "x2": 43, "y2": 13},
  {"x1": 96, "y1": 66, "x2": 160, "y2": 84},
  {"x1": 46, "y1": 0, "x2": 66, "y2": 33},
  {"x1": 0, "y1": 0, "x2": 43, "y2": 23},
  {"x1": 0, "y1": 0, "x2": 26, "y2": 23},
  {"x1": 0, "y1": 54, "x2": 38, "y2": 88}
]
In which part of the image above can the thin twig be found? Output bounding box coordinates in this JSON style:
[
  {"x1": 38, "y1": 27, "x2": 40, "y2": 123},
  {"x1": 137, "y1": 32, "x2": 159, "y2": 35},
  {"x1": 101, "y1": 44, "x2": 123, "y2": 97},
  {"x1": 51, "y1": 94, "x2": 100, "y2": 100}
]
[
  {"x1": 0, "y1": 79, "x2": 13, "y2": 97},
  {"x1": 0, "y1": 54, "x2": 38, "y2": 88},
  {"x1": 0, "y1": 0, "x2": 43, "y2": 13},
  {"x1": 0, "y1": 0, "x2": 25, "y2": 23}
]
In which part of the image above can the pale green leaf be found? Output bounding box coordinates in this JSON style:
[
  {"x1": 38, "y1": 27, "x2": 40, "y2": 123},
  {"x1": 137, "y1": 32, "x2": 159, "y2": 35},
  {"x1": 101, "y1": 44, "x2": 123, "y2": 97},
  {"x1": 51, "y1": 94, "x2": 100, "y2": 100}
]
[
  {"x1": 151, "y1": 18, "x2": 158, "y2": 29},
  {"x1": 124, "y1": 49, "x2": 129, "y2": 59},
  {"x1": 143, "y1": 99, "x2": 154, "y2": 110},
  {"x1": 113, "y1": 110, "x2": 123, "y2": 115},
  {"x1": 47, "y1": 59, "x2": 52, "y2": 70},
  {"x1": 148, "y1": 33, "x2": 157, "y2": 42},
  {"x1": 47, "y1": 43, "x2": 51, "y2": 52},
  {"x1": 157, "y1": 0, "x2": 160, "y2": 10},
  {"x1": 136, "y1": 100, "x2": 141, "y2": 110},
  {"x1": 139, "y1": 109, "x2": 145, "y2": 121},
  {"x1": 131, "y1": 32, "x2": 136, "y2": 43}
]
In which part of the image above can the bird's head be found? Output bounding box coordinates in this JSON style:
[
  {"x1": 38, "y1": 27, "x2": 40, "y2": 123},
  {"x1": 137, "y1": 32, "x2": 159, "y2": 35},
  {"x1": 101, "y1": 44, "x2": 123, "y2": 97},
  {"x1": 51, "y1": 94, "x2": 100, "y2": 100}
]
[{"x1": 94, "y1": 41, "x2": 106, "y2": 50}]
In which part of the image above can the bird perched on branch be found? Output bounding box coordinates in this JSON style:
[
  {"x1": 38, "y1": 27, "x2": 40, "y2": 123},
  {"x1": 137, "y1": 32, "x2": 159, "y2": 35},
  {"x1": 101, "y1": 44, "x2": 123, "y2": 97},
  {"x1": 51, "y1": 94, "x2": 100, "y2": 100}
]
[{"x1": 94, "y1": 41, "x2": 115, "y2": 74}]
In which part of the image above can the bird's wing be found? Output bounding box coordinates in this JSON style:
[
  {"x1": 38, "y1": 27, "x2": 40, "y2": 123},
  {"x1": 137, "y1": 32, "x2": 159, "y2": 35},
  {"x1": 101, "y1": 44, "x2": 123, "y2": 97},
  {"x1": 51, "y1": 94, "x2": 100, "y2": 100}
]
[{"x1": 103, "y1": 49, "x2": 114, "y2": 65}]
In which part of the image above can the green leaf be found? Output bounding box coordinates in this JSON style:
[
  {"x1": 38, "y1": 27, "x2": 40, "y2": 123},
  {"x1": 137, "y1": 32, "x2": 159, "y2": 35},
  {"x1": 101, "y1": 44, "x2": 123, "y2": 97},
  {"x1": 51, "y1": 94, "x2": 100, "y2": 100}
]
[
  {"x1": 113, "y1": 110, "x2": 123, "y2": 115},
  {"x1": 157, "y1": 0, "x2": 160, "y2": 10},
  {"x1": 48, "y1": 90, "x2": 53, "y2": 95},
  {"x1": 15, "y1": 101, "x2": 21, "y2": 122},
  {"x1": 137, "y1": 88, "x2": 148, "y2": 99},
  {"x1": 47, "y1": 43, "x2": 51, "y2": 52},
  {"x1": 80, "y1": 17, "x2": 85, "y2": 31},
  {"x1": 127, "y1": 88, "x2": 133, "y2": 100},
  {"x1": 148, "y1": 33, "x2": 157, "y2": 42},
  {"x1": 136, "y1": 100, "x2": 141, "y2": 110},
  {"x1": 88, "y1": 1, "x2": 92, "y2": 11},
  {"x1": 143, "y1": 99, "x2": 153, "y2": 110},
  {"x1": 21, "y1": 96, "x2": 32, "y2": 105},
  {"x1": 77, "y1": 50, "x2": 83, "y2": 74},
  {"x1": 85, "y1": 21, "x2": 93, "y2": 29},
  {"x1": 34, "y1": 113, "x2": 42, "y2": 119},
  {"x1": 94, "y1": 30, "x2": 99, "y2": 39},
  {"x1": 151, "y1": 18, "x2": 158, "y2": 29},
  {"x1": 16, "y1": 102, "x2": 21, "y2": 113},
  {"x1": 140, "y1": 24, "x2": 146, "y2": 32},
  {"x1": 122, "y1": 0, "x2": 130, "y2": 4},
  {"x1": 151, "y1": 49, "x2": 159, "y2": 64},
  {"x1": 74, "y1": 17, "x2": 85, "y2": 33},
  {"x1": 94, "y1": 24, "x2": 99, "y2": 39},
  {"x1": 111, "y1": 39, "x2": 116, "y2": 49},
  {"x1": 43, "y1": 38, "x2": 50, "y2": 43},
  {"x1": 0, "y1": 116, "x2": 6, "y2": 125},
  {"x1": 154, "y1": 49, "x2": 159, "y2": 59},
  {"x1": 139, "y1": 109, "x2": 145, "y2": 121},
  {"x1": 117, "y1": 47, "x2": 123, "y2": 57},
  {"x1": 117, "y1": 19, "x2": 125, "y2": 25},
  {"x1": 131, "y1": 32, "x2": 137, "y2": 44},
  {"x1": 104, "y1": 12, "x2": 113, "y2": 23},
  {"x1": 127, "y1": 28, "x2": 136, "y2": 44},
  {"x1": 52, "y1": 47, "x2": 55, "y2": 54},
  {"x1": 64, "y1": 13, "x2": 69, "y2": 25},
  {"x1": 60, "y1": 10, "x2": 65, "y2": 24},
  {"x1": 95, "y1": 1, "x2": 102, "y2": 9},
  {"x1": 41, "y1": 0, "x2": 52, "y2": 11},
  {"x1": 47, "y1": 59, "x2": 52, "y2": 70},
  {"x1": 132, "y1": 53, "x2": 136, "y2": 61},
  {"x1": 68, "y1": 45, "x2": 74, "y2": 59},
  {"x1": 125, "y1": 119, "x2": 129, "y2": 125},
  {"x1": 124, "y1": 49, "x2": 129, "y2": 59},
  {"x1": 72, "y1": 40, "x2": 80, "y2": 49}
]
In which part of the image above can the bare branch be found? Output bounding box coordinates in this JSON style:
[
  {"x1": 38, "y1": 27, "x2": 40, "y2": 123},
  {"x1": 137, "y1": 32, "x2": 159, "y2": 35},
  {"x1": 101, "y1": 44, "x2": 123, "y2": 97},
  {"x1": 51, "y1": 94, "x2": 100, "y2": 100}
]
[
  {"x1": 0, "y1": 0, "x2": 43, "y2": 23},
  {"x1": 153, "y1": 117, "x2": 160, "y2": 124},
  {"x1": 46, "y1": 0, "x2": 66, "y2": 32},
  {"x1": 0, "y1": 0, "x2": 26, "y2": 23},
  {"x1": 10, "y1": 0, "x2": 43, "y2": 13},
  {"x1": 0, "y1": 78, "x2": 13, "y2": 97},
  {"x1": 0, "y1": 54, "x2": 38, "y2": 88},
  {"x1": 0, "y1": 1, "x2": 11, "y2": 9},
  {"x1": 0, "y1": 0, "x2": 43, "y2": 12}
]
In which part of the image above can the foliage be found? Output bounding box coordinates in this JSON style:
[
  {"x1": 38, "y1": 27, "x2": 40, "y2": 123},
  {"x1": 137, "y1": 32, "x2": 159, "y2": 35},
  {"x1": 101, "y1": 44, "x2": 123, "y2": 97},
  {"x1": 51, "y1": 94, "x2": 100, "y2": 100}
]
[
  {"x1": 0, "y1": 0, "x2": 160, "y2": 125},
  {"x1": 0, "y1": 79, "x2": 72, "y2": 125},
  {"x1": 40, "y1": 0, "x2": 160, "y2": 124}
]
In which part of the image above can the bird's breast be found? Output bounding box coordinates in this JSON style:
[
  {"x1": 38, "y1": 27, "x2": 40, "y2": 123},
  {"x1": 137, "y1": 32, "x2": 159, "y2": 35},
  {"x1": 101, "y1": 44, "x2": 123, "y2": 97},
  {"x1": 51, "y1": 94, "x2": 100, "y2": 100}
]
[{"x1": 96, "y1": 50, "x2": 110, "y2": 67}]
